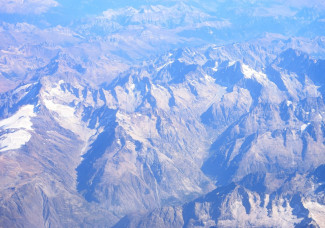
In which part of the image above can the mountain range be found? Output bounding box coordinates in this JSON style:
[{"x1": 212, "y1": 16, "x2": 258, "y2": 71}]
[{"x1": 1, "y1": 0, "x2": 325, "y2": 227}]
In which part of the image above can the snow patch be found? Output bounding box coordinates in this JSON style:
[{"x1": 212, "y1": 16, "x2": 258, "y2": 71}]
[
  {"x1": 242, "y1": 64, "x2": 267, "y2": 81},
  {"x1": 301, "y1": 123, "x2": 310, "y2": 132},
  {"x1": 0, "y1": 130, "x2": 32, "y2": 152},
  {"x1": 43, "y1": 99, "x2": 76, "y2": 119},
  {"x1": 12, "y1": 83, "x2": 34, "y2": 95},
  {"x1": 41, "y1": 79, "x2": 96, "y2": 144},
  {"x1": 156, "y1": 60, "x2": 174, "y2": 71},
  {"x1": 204, "y1": 74, "x2": 215, "y2": 83},
  {"x1": 228, "y1": 61, "x2": 236, "y2": 67},
  {"x1": 212, "y1": 61, "x2": 219, "y2": 72},
  {"x1": 0, "y1": 105, "x2": 36, "y2": 131},
  {"x1": 303, "y1": 200, "x2": 325, "y2": 227},
  {"x1": 0, "y1": 105, "x2": 36, "y2": 152},
  {"x1": 286, "y1": 100, "x2": 292, "y2": 106}
]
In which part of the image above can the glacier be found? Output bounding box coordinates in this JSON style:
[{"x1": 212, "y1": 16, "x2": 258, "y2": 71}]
[{"x1": 0, "y1": 105, "x2": 36, "y2": 152}]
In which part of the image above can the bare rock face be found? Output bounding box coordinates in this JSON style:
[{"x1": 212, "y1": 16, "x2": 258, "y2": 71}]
[
  {"x1": 118, "y1": 170, "x2": 324, "y2": 228},
  {"x1": 109, "y1": 48, "x2": 325, "y2": 227},
  {"x1": 0, "y1": 80, "x2": 119, "y2": 227},
  {"x1": 0, "y1": 43, "x2": 325, "y2": 227}
]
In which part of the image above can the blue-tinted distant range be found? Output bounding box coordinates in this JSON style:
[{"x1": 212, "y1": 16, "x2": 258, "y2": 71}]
[{"x1": 1, "y1": 0, "x2": 325, "y2": 227}]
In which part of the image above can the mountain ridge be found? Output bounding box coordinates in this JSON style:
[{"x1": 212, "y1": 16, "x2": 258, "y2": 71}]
[{"x1": 1, "y1": 43, "x2": 325, "y2": 227}]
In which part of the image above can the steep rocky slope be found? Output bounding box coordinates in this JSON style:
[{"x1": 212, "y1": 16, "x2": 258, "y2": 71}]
[
  {"x1": 112, "y1": 47, "x2": 325, "y2": 227},
  {"x1": 115, "y1": 169, "x2": 325, "y2": 227},
  {"x1": 0, "y1": 43, "x2": 325, "y2": 227}
]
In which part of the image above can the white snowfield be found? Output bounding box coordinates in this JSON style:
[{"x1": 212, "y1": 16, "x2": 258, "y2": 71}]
[
  {"x1": 40, "y1": 79, "x2": 97, "y2": 154},
  {"x1": 0, "y1": 105, "x2": 36, "y2": 152},
  {"x1": 303, "y1": 200, "x2": 325, "y2": 227}
]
